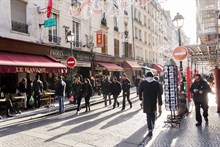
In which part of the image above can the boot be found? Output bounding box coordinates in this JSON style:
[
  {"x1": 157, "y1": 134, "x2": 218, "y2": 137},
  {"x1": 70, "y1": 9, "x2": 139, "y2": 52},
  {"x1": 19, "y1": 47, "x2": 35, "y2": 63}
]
[
  {"x1": 6, "y1": 109, "x2": 13, "y2": 117},
  {"x1": 85, "y1": 106, "x2": 88, "y2": 112},
  {"x1": 88, "y1": 105, "x2": 91, "y2": 111},
  {"x1": 117, "y1": 102, "x2": 119, "y2": 107}
]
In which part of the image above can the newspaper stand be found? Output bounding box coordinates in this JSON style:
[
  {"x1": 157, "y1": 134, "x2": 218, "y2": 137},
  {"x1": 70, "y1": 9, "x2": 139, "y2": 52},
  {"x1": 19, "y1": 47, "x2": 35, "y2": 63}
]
[{"x1": 163, "y1": 65, "x2": 181, "y2": 127}]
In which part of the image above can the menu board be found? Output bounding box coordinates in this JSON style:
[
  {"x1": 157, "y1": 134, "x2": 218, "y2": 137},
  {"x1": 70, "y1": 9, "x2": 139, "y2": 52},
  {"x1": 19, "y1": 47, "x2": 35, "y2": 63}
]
[{"x1": 164, "y1": 65, "x2": 178, "y2": 111}]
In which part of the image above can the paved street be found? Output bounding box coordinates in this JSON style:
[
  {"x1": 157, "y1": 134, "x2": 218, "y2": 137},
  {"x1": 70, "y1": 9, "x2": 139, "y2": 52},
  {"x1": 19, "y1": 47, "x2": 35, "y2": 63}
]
[{"x1": 1, "y1": 93, "x2": 220, "y2": 147}]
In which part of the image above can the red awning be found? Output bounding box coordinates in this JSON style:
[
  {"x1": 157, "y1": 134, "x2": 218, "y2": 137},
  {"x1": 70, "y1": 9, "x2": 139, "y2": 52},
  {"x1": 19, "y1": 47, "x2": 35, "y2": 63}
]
[
  {"x1": 0, "y1": 52, "x2": 67, "y2": 73},
  {"x1": 96, "y1": 62, "x2": 124, "y2": 71},
  {"x1": 123, "y1": 60, "x2": 141, "y2": 70},
  {"x1": 153, "y1": 64, "x2": 163, "y2": 72}
]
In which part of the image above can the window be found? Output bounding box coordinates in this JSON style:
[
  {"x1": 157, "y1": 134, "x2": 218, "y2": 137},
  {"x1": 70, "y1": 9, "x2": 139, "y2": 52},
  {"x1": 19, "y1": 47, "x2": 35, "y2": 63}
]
[
  {"x1": 145, "y1": 32, "x2": 147, "y2": 44},
  {"x1": 139, "y1": 30, "x2": 141, "y2": 41},
  {"x1": 48, "y1": 13, "x2": 61, "y2": 44},
  {"x1": 138, "y1": 12, "x2": 141, "y2": 20},
  {"x1": 102, "y1": 34, "x2": 108, "y2": 54},
  {"x1": 114, "y1": 17, "x2": 117, "y2": 27},
  {"x1": 135, "y1": 27, "x2": 138, "y2": 39},
  {"x1": 134, "y1": 8, "x2": 137, "y2": 19},
  {"x1": 144, "y1": 16, "x2": 147, "y2": 26},
  {"x1": 72, "y1": 21, "x2": 80, "y2": 47},
  {"x1": 114, "y1": 39, "x2": 119, "y2": 56},
  {"x1": 11, "y1": 0, "x2": 28, "y2": 33}
]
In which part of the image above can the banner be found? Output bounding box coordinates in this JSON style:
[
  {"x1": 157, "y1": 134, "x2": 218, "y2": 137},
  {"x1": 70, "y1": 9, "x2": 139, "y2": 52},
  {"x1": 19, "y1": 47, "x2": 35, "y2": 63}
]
[
  {"x1": 96, "y1": 31, "x2": 103, "y2": 47},
  {"x1": 186, "y1": 67, "x2": 191, "y2": 101},
  {"x1": 47, "y1": 0, "x2": 53, "y2": 18}
]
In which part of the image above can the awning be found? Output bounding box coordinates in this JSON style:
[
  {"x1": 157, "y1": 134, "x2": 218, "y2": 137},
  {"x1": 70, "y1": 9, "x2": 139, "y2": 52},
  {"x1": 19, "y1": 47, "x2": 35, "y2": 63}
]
[
  {"x1": 153, "y1": 64, "x2": 163, "y2": 72},
  {"x1": 96, "y1": 62, "x2": 124, "y2": 71},
  {"x1": 142, "y1": 66, "x2": 157, "y2": 73},
  {"x1": 123, "y1": 60, "x2": 141, "y2": 70},
  {"x1": 0, "y1": 52, "x2": 67, "y2": 73}
]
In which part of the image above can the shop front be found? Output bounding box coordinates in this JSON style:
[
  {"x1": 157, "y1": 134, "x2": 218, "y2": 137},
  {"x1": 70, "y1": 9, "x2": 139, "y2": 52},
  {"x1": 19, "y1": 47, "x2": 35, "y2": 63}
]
[
  {"x1": 51, "y1": 47, "x2": 92, "y2": 79},
  {"x1": 123, "y1": 60, "x2": 141, "y2": 84}
]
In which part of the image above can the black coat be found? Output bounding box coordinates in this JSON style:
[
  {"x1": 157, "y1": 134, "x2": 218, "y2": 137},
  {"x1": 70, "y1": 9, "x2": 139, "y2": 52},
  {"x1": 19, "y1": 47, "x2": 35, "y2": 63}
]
[
  {"x1": 55, "y1": 80, "x2": 66, "y2": 96},
  {"x1": 190, "y1": 79, "x2": 211, "y2": 103},
  {"x1": 101, "y1": 80, "x2": 112, "y2": 95},
  {"x1": 122, "y1": 79, "x2": 131, "y2": 92},
  {"x1": 72, "y1": 82, "x2": 83, "y2": 98},
  {"x1": 139, "y1": 79, "x2": 162, "y2": 113},
  {"x1": 18, "y1": 82, "x2": 27, "y2": 93},
  {"x1": 83, "y1": 83, "x2": 93, "y2": 97},
  {"x1": 111, "y1": 81, "x2": 122, "y2": 96}
]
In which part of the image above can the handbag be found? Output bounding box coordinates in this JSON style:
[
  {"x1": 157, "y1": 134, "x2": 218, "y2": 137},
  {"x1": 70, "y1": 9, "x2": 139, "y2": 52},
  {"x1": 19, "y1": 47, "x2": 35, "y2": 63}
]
[
  {"x1": 69, "y1": 96, "x2": 75, "y2": 104},
  {"x1": 29, "y1": 96, "x2": 35, "y2": 106},
  {"x1": 82, "y1": 92, "x2": 88, "y2": 98}
]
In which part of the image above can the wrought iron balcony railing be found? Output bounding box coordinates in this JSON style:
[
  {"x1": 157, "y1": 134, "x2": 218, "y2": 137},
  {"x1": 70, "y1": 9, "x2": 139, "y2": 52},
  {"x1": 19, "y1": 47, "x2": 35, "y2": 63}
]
[
  {"x1": 11, "y1": 21, "x2": 28, "y2": 34},
  {"x1": 49, "y1": 34, "x2": 61, "y2": 45}
]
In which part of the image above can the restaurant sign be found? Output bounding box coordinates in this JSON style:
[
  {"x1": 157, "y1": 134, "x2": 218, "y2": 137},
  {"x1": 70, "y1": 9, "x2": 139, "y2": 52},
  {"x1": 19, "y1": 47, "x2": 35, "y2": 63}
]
[{"x1": 16, "y1": 67, "x2": 46, "y2": 73}]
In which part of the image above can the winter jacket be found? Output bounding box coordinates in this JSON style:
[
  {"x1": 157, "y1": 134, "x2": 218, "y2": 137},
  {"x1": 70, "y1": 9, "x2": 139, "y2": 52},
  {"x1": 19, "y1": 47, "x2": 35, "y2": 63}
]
[
  {"x1": 111, "y1": 81, "x2": 122, "y2": 96},
  {"x1": 18, "y1": 82, "x2": 27, "y2": 93},
  {"x1": 83, "y1": 83, "x2": 93, "y2": 97},
  {"x1": 55, "y1": 80, "x2": 66, "y2": 97},
  {"x1": 122, "y1": 78, "x2": 131, "y2": 93},
  {"x1": 101, "y1": 80, "x2": 112, "y2": 95},
  {"x1": 190, "y1": 79, "x2": 211, "y2": 103},
  {"x1": 139, "y1": 77, "x2": 162, "y2": 113},
  {"x1": 72, "y1": 82, "x2": 83, "y2": 98},
  {"x1": 33, "y1": 79, "x2": 44, "y2": 96}
]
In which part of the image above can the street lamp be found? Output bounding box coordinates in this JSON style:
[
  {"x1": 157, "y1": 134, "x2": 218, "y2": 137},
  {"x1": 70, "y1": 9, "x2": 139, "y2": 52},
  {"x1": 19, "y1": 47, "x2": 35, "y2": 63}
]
[
  {"x1": 173, "y1": 13, "x2": 185, "y2": 92},
  {"x1": 67, "y1": 31, "x2": 75, "y2": 76}
]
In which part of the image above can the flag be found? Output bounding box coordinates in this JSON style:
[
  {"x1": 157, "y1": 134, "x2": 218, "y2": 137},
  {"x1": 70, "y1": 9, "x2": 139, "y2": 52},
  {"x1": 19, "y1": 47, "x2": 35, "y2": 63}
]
[{"x1": 47, "y1": 0, "x2": 53, "y2": 18}]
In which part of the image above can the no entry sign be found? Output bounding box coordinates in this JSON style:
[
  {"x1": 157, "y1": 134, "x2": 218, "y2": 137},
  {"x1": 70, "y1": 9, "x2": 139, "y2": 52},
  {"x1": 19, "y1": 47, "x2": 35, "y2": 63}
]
[
  {"x1": 66, "y1": 56, "x2": 76, "y2": 68},
  {"x1": 173, "y1": 46, "x2": 188, "y2": 61}
]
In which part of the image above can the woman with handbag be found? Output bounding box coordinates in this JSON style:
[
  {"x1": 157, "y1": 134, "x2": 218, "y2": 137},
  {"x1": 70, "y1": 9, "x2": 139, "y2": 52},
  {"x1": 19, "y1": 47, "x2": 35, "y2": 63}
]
[{"x1": 83, "y1": 78, "x2": 93, "y2": 112}]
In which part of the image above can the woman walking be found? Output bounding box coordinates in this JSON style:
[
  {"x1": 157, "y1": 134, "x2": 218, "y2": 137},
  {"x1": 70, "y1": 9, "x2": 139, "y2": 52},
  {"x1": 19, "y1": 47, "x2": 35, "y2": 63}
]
[
  {"x1": 72, "y1": 76, "x2": 83, "y2": 115},
  {"x1": 83, "y1": 78, "x2": 93, "y2": 112}
]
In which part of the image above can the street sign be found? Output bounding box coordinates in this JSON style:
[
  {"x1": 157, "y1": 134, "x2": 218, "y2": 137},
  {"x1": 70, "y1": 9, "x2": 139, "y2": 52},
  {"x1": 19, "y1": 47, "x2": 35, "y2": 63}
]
[
  {"x1": 44, "y1": 18, "x2": 56, "y2": 28},
  {"x1": 173, "y1": 46, "x2": 188, "y2": 61},
  {"x1": 66, "y1": 57, "x2": 76, "y2": 68}
]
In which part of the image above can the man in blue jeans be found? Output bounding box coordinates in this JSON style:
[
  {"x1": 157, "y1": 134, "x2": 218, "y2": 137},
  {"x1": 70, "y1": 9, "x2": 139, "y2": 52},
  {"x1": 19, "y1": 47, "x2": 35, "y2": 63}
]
[
  {"x1": 55, "y1": 76, "x2": 66, "y2": 114},
  {"x1": 139, "y1": 72, "x2": 162, "y2": 137}
]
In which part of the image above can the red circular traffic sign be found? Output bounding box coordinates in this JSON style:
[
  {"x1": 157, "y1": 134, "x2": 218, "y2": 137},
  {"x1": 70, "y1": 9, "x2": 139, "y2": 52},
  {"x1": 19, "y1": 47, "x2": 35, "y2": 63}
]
[
  {"x1": 66, "y1": 56, "x2": 76, "y2": 68},
  {"x1": 173, "y1": 46, "x2": 188, "y2": 61}
]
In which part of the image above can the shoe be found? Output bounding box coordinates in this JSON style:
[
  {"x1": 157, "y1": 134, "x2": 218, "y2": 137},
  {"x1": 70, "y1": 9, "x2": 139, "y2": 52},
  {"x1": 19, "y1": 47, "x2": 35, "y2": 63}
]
[
  {"x1": 17, "y1": 110, "x2": 21, "y2": 114},
  {"x1": 85, "y1": 110, "x2": 88, "y2": 112},
  {"x1": 130, "y1": 104, "x2": 132, "y2": 109},
  {"x1": 147, "y1": 132, "x2": 153, "y2": 137},
  {"x1": 205, "y1": 117, "x2": 208, "y2": 122},
  {"x1": 121, "y1": 108, "x2": 125, "y2": 111},
  {"x1": 0, "y1": 116, "x2": 2, "y2": 119},
  {"x1": 195, "y1": 123, "x2": 201, "y2": 126},
  {"x1": 88, "y1": 107, "x2": 91, "y2": 111},
  {"x1": 113, "y1": 107, "x2": 115, "y2": 109},
  {"x1": 76, "y1": 111, "x2": 79, "y2": 115},
  {"x1": 117, "y1": 102, "x2": 119, "y2": 107},
  {"x1": 7, "y1": 114, "x2": 13, "y2": 118}
]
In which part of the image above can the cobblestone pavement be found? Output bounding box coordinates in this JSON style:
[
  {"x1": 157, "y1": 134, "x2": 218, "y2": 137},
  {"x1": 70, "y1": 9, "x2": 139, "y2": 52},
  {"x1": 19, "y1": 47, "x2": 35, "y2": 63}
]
[{"x1": 1, "y1": 93, "x2": 220, "y2": 147}]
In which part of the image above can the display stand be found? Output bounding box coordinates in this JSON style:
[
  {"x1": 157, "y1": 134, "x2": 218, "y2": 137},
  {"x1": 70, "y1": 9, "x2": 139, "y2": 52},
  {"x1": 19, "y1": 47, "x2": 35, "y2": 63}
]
[{"x1": 163, "y1": 65, "x2": 181, "y2": 127}]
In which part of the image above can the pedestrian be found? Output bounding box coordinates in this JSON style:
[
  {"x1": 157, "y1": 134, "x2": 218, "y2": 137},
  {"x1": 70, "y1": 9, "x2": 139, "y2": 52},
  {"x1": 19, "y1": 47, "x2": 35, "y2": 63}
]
[
  {"x1": 111, "y1": 77, "x2": 122, "y2": 109},
  {"x1": 18, "y1": 78, "x2": 27, "y2": 109},
  {"x1": 72, "y1": 76, "x2": 83, "y2": 115},
  {"x1": 135, "y1": 75, "x2": 141, "y2": 97},
  {"x1": 139, "y1": 72, "x2": 162, "y2": 137},
  {"x1": 32, "y1": 75, "x2": 44, "y2": 108},
  {"x1": 121, "y1": 74, "x2": 132, "y2": 110},
  {"x1": 154, "y1": 76, "x2": 163, "y2": 115},
  {"x1": 55, "y1": 76, "x2": 66, "y2": 114},
  {"x1": 101, "y1": 76, "x2": 112, "y2": 107},
  {"x1": 26, "y1": 79, "x2": 33, "y2": 109},
  {"x1": 190, "y1": 74, "x2": 211, "y2": 126},
  {"x1": 90, "y1": 76, "x2": 95, "y2": 96},
  {"x1": 139, "y1": 75, "x2": 145, "y2": 109},
  {"x1": 83, "y1": 78, "x2": 93, "y2": 112}
]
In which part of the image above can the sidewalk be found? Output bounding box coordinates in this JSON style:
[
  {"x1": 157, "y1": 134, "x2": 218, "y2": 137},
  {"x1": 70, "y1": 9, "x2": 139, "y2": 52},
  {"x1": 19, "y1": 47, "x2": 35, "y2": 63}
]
[{"x1": 0, "y1": 87, "x2": 137, "y2": 124}]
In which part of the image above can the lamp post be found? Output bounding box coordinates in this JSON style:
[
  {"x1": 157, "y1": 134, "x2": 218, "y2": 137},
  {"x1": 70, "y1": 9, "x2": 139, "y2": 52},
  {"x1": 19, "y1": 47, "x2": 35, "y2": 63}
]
[
  {"x1": 67, "y1": 31, "x2": 75, "y2": 76},
  {"x1": 173, "y1": 13, "x2": 185, "y2": 92}
]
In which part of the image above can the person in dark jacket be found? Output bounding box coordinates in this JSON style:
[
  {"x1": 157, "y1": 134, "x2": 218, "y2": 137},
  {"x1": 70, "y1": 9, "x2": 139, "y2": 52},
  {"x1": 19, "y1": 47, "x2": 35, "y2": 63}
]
[
  {"x1": 32, "y1": 75, "x2": 44, "y2": 108},
  {"x1": 18, "y1": 78, "x2": 27, "y2": 109},
  {"x1": 101, "y1": 76, "x2": 112, "y2": 107},
  {"x1": 135, "y1": 76, "x2": 141, "y2": 97},
  {"x1": 190, "y1": 74, "x2": 211, "y2": 126},
  {"x1": 72, "y1": 76, "x2": 83, "y2": 115},
  {"x1": 26, "y1": 79, "x2": 33, "y2": 109},
  {"x1": 111, "y1": 77, "x2": 122, "y2": 109},
  {"x1": 154, "y1": 76, "x2": 163, "y2": 115},
  {"x1": 55, "y1": 76, "x2": 66, "y2": 114},
  {"x1": 139, "y1": 72, "x2": 162, "y2": 137},
  {"x1": 83, "y1": 78, "x2": 93, "y2": 112},
  {"x1": 121, "y1": 74, "x2": 132, "y2": 110}
]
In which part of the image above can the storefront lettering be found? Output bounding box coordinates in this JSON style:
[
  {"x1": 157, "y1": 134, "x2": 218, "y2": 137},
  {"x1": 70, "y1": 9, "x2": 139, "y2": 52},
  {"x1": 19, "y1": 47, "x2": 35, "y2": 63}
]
[{"x1": 16, "y1": 67, "x2": 46, "y2": 73}]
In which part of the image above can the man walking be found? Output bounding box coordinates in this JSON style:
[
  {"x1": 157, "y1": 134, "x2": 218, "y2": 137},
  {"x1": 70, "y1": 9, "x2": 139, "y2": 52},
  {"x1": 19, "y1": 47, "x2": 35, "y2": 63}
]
[
  {"x1": 190, "y1": 74, "x2": 211, "y2": 126},
  {"x1": 32, "y1": 75, "x2": 44, "y2": 108},
  {"x1": 101, "y1": 76, "x2": 112, "y2": 107},
  {"x1": 121, "y1": 74, "x2": 132, "y2": 110},
  {"x1": 111, "y1": 77, "x2": 122, "y2": 109},
  {"x1": 55, "y1": 76, "x2": 66, "y2": 114},
  {"x1": 154, "y1": 76, "x2": 163, "y2": 115},
  {"x1": 139, "y1": 72, "x2": 162, "y2": 137}
]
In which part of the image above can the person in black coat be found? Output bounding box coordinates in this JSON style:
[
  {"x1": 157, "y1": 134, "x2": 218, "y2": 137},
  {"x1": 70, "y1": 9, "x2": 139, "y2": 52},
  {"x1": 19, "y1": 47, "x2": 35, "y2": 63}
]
[
  {"x1": 154, "y1": 76, "x2": 163, "y2": 115},
  {"x1": 190, "y1": 74, "x2": 211, "y2": 126},
  {"x1": 121, "y1": 74, "x2": 132, "y2": 110},
  {"x1": 111, "y1": 77, "x2": 122, "y2": 109},
  {"x1": 135, "y1": 76, "x2": 141, "y2": 97},
  {"x1": 71, "y1": 76, "x2": 83, "y2": 115},
  {"x1": 101, "y1": 76, "x2": 112, "y2": 107},
  {"x1": 32, "y1": 75, "x2": 44, "y2": 108},
  {"x1": 139, "y1": 72, "x2": 162, "y2": 137},
  {"x1": 83, "y1": 78, "x2": 93, "y2": 112}
]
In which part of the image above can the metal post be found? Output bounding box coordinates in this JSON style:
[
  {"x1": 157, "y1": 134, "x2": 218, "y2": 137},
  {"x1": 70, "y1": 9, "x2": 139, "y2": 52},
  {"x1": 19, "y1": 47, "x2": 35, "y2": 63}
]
[
  {"x1": 178, "y1": 28, "x2": 184, "y2": 92},
  {"x1": 70, "y1": 41, "x2": 73, "y2": 77}
]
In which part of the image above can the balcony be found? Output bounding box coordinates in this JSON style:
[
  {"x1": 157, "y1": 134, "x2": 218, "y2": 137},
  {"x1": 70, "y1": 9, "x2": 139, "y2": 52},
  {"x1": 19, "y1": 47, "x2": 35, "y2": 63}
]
[
  {"x1": 101, "y1": 18, "x2": 107, "y2": 26},
  {"x1": 11, "y1": 21, "x2": 28, "y2": 34},
  {"x1": 49, "y1": 34, "x2": 61, "y2": 45},
  {"x1": 73, "y1": 40, "x2": 82, "y2": 48},
  {"x1": 114, "y1": 26, "x2": 119, "y2": 32}
]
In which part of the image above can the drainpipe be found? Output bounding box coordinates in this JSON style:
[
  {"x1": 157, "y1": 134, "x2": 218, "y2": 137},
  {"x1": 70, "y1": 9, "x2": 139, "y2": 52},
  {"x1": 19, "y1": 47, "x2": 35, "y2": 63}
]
[{"x1": 131, "y1": 4, "x2": 135, "y2": 60}]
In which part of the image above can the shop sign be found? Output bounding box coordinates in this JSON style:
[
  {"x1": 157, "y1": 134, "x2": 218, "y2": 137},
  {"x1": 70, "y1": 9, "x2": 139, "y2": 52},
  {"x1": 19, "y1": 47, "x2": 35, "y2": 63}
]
[
  {"x1": 95, "y1": 55, "x2": 114, "y2": 63},
  {"x1": 96, "y1": 31, "x2": 103, "y2": 47},
  {"x1": 44, "y1": 18, "x2": 56, "y2": 28},
  {"x1": 16, "y1": 67, "x2": 46, "y2": 73}
]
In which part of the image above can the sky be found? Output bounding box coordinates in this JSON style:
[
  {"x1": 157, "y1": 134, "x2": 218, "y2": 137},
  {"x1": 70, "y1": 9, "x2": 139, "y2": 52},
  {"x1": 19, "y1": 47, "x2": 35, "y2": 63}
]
[{"x1": 160, "y1": 0, "x2": 197, "y2": 44}]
